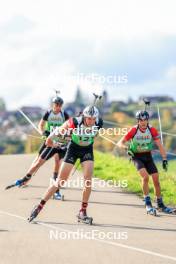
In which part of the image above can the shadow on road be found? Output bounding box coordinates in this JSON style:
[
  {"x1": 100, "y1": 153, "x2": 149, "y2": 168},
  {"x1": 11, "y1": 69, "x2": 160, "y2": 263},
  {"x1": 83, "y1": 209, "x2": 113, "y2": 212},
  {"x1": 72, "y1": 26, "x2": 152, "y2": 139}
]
[
  {"x1": 38, "y1": 221, "x2": 176, "y2": 233},
  {"x1": 56, "y1": 199, "x2": 144, "y2": 209}
]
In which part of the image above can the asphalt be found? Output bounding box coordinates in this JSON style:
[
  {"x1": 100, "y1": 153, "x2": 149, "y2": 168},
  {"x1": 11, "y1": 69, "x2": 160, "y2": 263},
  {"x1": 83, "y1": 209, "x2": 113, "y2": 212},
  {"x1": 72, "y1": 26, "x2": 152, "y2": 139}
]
[{"x1": 0, "y1": 154, "x2": 176, "y2": 264}]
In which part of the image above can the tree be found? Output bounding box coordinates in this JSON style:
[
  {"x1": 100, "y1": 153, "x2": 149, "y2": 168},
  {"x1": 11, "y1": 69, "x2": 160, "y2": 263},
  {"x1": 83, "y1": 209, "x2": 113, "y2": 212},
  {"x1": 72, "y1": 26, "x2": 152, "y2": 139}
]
[
  {"x1": 74, "y1": 86, "x2": 84, "y2": 105},
  {"x1": 0, "y1": 97, "x2": 6, "y2": 111}
]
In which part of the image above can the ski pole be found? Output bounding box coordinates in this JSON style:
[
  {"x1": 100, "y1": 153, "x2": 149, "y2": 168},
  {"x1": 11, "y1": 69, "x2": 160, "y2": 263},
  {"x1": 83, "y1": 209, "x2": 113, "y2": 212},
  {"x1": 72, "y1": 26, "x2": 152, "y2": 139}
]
[
  {"x1": 18, "y1": 109, "x2": 42, "y2": 135},
  {"x1": 157, "y1": 104, "x2": 164, "y2": 145},
  {"x1": 92, "y1": 93, "x2": 102, "y2": 106},
  {"x1": 143, "y1": 98, "x2": 151, "y2": 111}
]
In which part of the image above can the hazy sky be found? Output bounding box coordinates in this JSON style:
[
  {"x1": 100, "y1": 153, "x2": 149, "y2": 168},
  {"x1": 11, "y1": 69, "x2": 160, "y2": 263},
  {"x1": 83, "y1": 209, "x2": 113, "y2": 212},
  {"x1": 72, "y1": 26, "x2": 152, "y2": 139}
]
[{"x1": 0, "y1": 0, "x2": 176, "y2": 109}]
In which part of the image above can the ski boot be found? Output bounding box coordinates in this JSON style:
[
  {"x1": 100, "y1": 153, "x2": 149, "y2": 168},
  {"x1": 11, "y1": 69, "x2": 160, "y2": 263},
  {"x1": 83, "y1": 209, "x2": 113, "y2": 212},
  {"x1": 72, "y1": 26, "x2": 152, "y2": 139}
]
[
  {"x1": 144, "y1": 196, "x2": 157, "y2": 216},
  {"x1": 53, "y1": 191, "x2": 64, "y2": 201},
  {"x1": 50, "y1": 176, "x2": 64, "y2": 201},
  {"x1": 5, "y1": 175, "x2": 31, "y2": 190},
  {"x1": 146, "y1": 206, "x2": 157, "y2": 216},
  {"x1": 157, "y1": 198, "x2": 176, "y2": 214},
  {"x1": 28, "y1": 204, "x2": 43, "y2": 222},
  {"x1": 77, "y1": 210, "x2": 93, "y2": 225}
]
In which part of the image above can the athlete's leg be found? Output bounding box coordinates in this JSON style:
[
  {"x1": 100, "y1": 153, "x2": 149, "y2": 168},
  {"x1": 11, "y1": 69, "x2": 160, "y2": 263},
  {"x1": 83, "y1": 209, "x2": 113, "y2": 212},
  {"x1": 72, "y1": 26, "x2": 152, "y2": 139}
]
[
  {"x1": 28, "y1": 145, "x2": 77, "y2": 221},
  {"x1": 152, "y1": 173, "x2": 172, "y2": 212},
  {"x1": 52, "y1": 156, "x2": 65, "y2": 199},
  {"x1": 30, "y1": 154, "x2": 40, "y2": 167},
  {"x1": 53, "y1": 153, "x2": 60, "y2": 177},
  {"x1": 138, "y1": 168, "x2": 150, "y2": 196},
  {"x1": 22, "y1": 148, "x2": 54, "y2": 186},
  {"x1": 77, "y1": 160, "x2": 93, "y2": 216},
  {"x1": 151, "y1": 172, "x2": 161, "y2": 198},
  {"x1": 30, "y1": 142, "x2": 46, "y2": 168},
  {"x1": 42, "y1": 162, "x2": 74, "y2": 202},
  {"x1": 15, "y1": 157, "x2": 46, "y2": 187},
  {"x1": 137, "y1": 168, "x2": 156, "y2": 213},
  {"x1": 26, "y1": 157, "x2": 46, "y2": 176},
  {"x1": 81, "y1": 160, "x2": 94, "y2": 203}
]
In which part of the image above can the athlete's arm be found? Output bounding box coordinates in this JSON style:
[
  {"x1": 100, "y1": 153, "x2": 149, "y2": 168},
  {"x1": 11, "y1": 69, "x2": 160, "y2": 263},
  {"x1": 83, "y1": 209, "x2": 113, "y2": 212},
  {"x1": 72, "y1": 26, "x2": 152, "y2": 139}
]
[
  {"x1": 45, "y1": 120, "x2": 71, "y2": 147},
  {"x1": 38, "y1": 110, "x2": 50, "y2": 135},
  {"x1": 38, "y1": 119, "x2": 46, "y2": 134},
  {"x1": 117, "y1": 127, "x2": 135, "y2": 149},
  {"x1": 154, "y1": 139, "x2": 167, "y2": 160},
  {"x1": 150, "y1": 127, "x2": 167, "y2": 160},
  {"x1": 117, "y1": 136, "x2": 128, "y2": 150}
]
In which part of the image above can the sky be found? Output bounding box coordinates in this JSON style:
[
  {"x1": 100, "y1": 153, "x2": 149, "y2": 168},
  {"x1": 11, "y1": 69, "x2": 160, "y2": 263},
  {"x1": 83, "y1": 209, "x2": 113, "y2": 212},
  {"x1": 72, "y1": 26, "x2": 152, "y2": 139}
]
[{"x1": 0, "y1": 0, "x2": 176, "y2": 109}]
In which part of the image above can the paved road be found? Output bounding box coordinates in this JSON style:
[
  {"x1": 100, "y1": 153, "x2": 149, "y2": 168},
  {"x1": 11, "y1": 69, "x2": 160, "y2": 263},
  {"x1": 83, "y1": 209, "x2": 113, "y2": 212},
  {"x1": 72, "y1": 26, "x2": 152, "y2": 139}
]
[{"x1": 0, "y1": 154, "x2": 176, "y2": 264}]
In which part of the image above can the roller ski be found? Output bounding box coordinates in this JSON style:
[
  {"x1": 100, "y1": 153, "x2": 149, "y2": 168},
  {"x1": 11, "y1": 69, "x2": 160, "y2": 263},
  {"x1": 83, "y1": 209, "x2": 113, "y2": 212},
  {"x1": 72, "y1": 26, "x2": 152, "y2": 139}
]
[
  {"x1": 28, "y1": 204, "x2": 43, "y2": 223},
  {"x1": 144, "y1": 196, "x2": 157, "y2": 216},
  {"x1": 77, "y1": 210, "x2": 93, "y2": 225},
  {"x1": 156, "y1": 197, "x2": 176, "y2": 214},
  {"x1": 5, "y1": 175, "x2": 31, "y2": 190},
  {"x1": 157, "y1": 206, "x2": 176, "y2": 214}
]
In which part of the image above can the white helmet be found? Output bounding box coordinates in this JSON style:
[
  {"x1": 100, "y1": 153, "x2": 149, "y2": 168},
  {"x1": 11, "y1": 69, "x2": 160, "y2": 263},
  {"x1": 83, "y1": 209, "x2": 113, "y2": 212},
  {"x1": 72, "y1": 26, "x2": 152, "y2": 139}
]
[{"x1": 83, "y1": 106, "x2": 99, "y2": 118}]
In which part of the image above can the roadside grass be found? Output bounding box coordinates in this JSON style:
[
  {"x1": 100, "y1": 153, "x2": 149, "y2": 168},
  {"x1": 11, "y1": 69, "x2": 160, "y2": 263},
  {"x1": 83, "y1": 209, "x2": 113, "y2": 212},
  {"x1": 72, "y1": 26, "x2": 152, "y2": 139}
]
[{"x1": 94, "y1": 151, "x2": 176, "y2": 206}]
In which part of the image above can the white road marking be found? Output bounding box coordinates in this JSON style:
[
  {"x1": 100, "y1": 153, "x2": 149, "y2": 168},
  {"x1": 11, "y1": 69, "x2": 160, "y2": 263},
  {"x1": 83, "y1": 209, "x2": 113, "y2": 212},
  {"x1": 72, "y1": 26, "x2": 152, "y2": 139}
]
[{"x1": 0, "y1": 209, "x2": 176, "y2": 262}]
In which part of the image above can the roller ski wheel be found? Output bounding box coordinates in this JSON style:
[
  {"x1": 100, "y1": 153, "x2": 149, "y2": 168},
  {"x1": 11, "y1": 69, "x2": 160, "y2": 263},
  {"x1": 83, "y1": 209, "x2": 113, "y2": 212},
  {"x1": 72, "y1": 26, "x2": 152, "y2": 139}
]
[
  {"x1": 77, "y1": 211, "x2": 93, "y2": 225},
  {"x1": 53, "y1": 192, "x2": 64, "y2": 201},
  {"x1": 157, "y1": 206, "x2": 176, "y2": 214},
  {"x1": 146, "y1": 206, "x2": 157, "y2": 216},
  {"x1": 28, "y1": 205, "x2": 43, "y2": 223}
]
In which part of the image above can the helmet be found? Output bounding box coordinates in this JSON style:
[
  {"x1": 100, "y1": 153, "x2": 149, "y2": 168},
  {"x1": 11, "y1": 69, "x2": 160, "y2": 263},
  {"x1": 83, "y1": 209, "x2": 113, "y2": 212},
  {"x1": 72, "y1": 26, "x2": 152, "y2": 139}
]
[
  {"x1": 83, "y1": 106, "x2": 99, "y2": 118},
  {"x1": 136, "y1": 110, "x2": 149, "y2": 120},
  {"x1": 52, "y1": 96, "x2": 64, "y2": 105}
]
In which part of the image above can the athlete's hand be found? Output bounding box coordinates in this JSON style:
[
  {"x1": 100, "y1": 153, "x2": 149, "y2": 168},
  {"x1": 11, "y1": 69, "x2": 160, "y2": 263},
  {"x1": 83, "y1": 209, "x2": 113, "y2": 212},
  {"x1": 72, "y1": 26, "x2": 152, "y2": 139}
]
[
  {"x1": 162, "y1": 160, "x2": 168, "y2": 172},
  {"x1": 53, "y1": 142, "x2": 61, "y2": 148},
  {"x1": 43, "y1": 130, "x2": 49, "y2": 137},
  {"x1": 42, "y1": 131, "x2": 49, "y2": 140},
  {"x1": 127, "y1": 149, "x2": 134, "y2": 157},
  {"x1": 59, "y1": 133, "x2": 71, "y2": 142}
]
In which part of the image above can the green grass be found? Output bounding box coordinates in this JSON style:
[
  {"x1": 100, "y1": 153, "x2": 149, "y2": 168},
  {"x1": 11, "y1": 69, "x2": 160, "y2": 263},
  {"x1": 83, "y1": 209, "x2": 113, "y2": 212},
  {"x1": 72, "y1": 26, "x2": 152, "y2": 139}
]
[
  {"x1": 94, "y1": 151, "x2": 176, "y2": 206},
  {"x1": 157, "y1": 101, "x2": 176, "y2": 108},
  {"x1": 123, "y1": 101, "x2": 176, "y2": 111}
]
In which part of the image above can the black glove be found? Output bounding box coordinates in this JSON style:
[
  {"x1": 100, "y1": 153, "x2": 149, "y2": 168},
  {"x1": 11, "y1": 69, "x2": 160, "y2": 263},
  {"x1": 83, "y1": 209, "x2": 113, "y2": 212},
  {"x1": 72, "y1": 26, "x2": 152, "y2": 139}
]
[
  {"x1": 42, "y1": 130, "x2": 49, "y2": 137},
  {"x1": 162, "y1": 160, "x2": 168, "y2": 172},
  {"x1": 127, "y1": 149, "x2": 134, "y2": 158}
]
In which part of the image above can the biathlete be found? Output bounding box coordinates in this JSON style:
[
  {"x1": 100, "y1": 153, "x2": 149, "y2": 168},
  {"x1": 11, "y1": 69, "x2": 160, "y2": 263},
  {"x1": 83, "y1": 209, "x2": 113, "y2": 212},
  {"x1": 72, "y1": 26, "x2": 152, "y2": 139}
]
[
  {"x1": 28, "y1": 105, "x2": 103, "y2": 224},
  {"x1": 6, "y1": 96, "x2": 69, "y2": 200},
  {"x1": 117, "y1": 110, "x2": 175, "y2": 215}
]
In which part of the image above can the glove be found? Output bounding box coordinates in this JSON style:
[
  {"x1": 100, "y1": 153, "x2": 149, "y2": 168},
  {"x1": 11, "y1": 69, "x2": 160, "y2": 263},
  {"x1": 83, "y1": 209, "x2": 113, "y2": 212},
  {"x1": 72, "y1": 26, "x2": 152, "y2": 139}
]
[
  {"x1": 53, "y1": 142, "x2": 62, "y2": 148},
  {"x1": 162, "y1": 160, "x2": 168, "y2": 172},
  {"x1": 42, "y1": 131, "x2": 49, "y2": 140},
  {"x1": 42, "y1": 131, "x2": 49, "y2": 137},
  {"x1": 127, "y1": 149, "x2": 134, "y2": 158}
]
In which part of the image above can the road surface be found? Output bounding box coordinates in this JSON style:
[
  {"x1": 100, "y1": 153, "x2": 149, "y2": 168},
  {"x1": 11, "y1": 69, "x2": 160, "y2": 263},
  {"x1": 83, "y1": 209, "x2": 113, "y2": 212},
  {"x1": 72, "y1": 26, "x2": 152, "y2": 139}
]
[{"x1": 0, "y1": 154, "x2": 176, "y2": 264}]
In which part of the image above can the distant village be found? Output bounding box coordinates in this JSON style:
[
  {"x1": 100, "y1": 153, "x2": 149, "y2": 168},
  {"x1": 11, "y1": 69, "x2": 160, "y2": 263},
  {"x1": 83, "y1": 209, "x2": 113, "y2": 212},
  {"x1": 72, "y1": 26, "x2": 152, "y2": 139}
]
[{"x1": 0, "y1": 87, "x2": 175, "y2": 154}]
